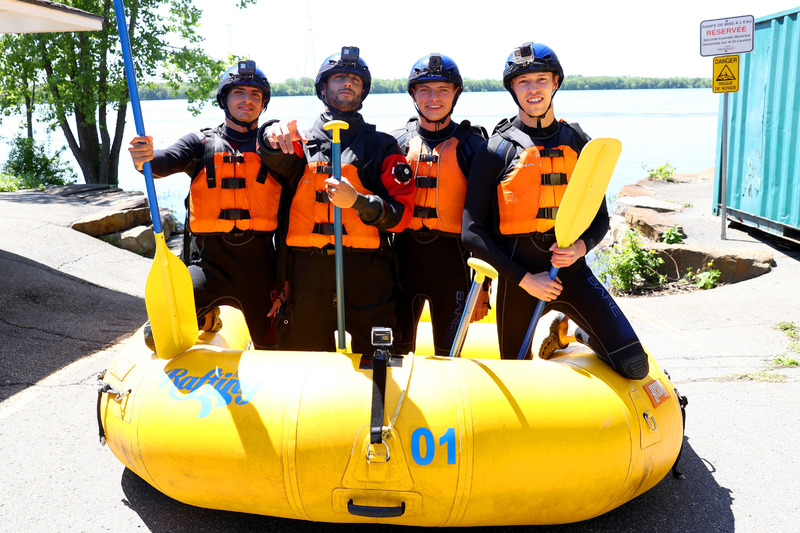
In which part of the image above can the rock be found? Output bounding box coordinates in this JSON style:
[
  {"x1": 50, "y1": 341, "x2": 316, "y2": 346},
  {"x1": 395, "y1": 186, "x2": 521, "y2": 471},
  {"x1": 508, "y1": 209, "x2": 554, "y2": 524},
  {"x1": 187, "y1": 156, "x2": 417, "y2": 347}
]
[
  {"x1": 119, "y1": 225, "x2": 155, "y2": 255},
  {"x1": 618, "y1": 184, "x2": 656, "y2": 199},
  {"x1": 71, "y1": 206, "x2": 152, "y2": 237},
  {"x1": 612, "y1": 195, "x2": 684, "y2": 217},
  {"x1": 647, "y1": 242, "x2": 775, "y2": 284},
  {"x1": 624, "y1": 206, "x2": 684, "y2": 242}
]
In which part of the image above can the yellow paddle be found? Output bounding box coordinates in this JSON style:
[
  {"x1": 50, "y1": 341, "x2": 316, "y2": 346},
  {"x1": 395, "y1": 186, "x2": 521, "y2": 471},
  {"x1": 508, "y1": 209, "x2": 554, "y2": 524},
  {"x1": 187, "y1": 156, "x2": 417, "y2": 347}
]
[
  {"x1": 517, "y1": 138, "x2": 622, "y2": 359},
  {"x1": 114, "y1": 0, "x2": 198, "y2": 359}
]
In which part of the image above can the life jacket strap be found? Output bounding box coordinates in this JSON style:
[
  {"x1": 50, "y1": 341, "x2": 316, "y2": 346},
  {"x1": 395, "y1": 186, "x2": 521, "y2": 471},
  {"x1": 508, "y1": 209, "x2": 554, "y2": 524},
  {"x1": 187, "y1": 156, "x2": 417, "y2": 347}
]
[
  {"x1": 221, "y1": 177, "x2": 247, "y2": 189},
  {"x1": 313, "y1": 222, "x2": 348, "y2": 236},
  {"x1": 219, "y1": 208, "x2": 251, "y2": 221},
  {"x1": 537, "y1": 207, "x2": 558, "y2": 220},
  {"x1": 540, "y1": 148, "x2": 564, "y2": 158},
  {"x1": 315, "y1": 191, "x2": 331, "y2": 203}
]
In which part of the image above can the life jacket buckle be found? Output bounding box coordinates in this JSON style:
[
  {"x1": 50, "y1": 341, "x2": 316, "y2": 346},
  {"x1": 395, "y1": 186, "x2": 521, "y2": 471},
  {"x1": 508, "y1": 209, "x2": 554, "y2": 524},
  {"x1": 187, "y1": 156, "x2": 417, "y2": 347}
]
[
  {"x1": 413, "y1": 206, "x2": 437, "y2": 219},
  {"x1": 418, "y1": 154, "x2": 438, "y2": 163},
  {"x1": 315, "y1": 165, "x2": 333, "y2": 175},
  {"x1": 315, "y1": 191, "x2": 331, "y2": 203},
  {"x1": 414, "y1": 176, "x2": 437, "y2": 189},
  {"x1": 541, "y1": 173, "x2": 568, "y2": 186}
]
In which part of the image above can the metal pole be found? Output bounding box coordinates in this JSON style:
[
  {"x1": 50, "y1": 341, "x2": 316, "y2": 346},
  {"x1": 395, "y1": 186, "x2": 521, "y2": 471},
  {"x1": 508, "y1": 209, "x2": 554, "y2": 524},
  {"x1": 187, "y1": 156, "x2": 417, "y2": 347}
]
[{"x1": 720, "y1": 91, "x2": 728, "y2": 240}]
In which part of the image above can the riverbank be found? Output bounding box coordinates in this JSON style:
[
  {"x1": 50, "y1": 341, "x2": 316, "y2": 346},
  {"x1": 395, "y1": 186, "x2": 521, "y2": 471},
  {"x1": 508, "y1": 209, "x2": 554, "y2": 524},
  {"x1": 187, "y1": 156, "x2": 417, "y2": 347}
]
[{"x1": 1, "y1": 174, "x2": 798, "y2": 531}]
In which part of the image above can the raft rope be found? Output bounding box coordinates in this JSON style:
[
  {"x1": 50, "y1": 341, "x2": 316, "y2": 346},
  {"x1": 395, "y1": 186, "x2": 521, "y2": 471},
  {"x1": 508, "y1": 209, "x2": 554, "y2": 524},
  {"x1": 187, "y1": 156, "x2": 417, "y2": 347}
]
[
  {"x1": 96, "y1": 371, "x2": 131, "y2": 446},
  {"x1": 381, "y1": 352, "x2": 415, "y2": 440},
  {"x1": 671, "y1": 387, "x2": 689, "y2": 479}
]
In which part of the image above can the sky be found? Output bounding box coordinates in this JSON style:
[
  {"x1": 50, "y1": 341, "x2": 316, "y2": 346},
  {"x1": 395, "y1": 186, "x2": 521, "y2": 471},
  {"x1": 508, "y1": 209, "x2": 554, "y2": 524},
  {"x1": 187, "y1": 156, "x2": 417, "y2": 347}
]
[{"x1": 190, "y1": 0, "x2": 798, "y2": 83}]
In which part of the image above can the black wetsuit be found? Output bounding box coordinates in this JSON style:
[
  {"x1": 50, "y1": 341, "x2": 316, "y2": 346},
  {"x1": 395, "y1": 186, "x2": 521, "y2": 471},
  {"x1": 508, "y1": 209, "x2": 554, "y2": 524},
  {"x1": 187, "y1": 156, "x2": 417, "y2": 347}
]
[
  {"x1": 146, "y1": 124, "x2": 289, "y2": 349},
  {"x1": 462, "y1": 117, "x2": 648, "y2": 379},
  {"x1": 391, "y1": 119, "x2": 486, "y2": 355},
  {"x1": 259, "y1": 112, "x2": 414, "y2": 353}
]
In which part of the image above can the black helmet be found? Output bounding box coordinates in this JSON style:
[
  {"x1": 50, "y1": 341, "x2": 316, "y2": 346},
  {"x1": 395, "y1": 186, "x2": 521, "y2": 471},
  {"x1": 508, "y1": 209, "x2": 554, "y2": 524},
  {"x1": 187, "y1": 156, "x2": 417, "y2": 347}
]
[
  {"x1": 216, "y1": 59, "x2": 271, "y2": 111},
  {"x1": 314, "y1": 46, "x2": 371, "y2": 102},
  {"x1": 407, "y1": 53, "x2": 463, "y2": 96},
  {"x1": 502, "y1": 42, "x2": 564, "y2": 94}
]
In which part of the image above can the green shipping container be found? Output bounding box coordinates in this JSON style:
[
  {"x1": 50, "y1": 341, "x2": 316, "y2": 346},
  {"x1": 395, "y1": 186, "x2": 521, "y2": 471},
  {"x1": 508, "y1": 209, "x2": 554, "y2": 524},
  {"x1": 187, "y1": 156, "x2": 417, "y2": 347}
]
[{"x1": 715, "y1": 8, "x2": 800, "y2": 243}]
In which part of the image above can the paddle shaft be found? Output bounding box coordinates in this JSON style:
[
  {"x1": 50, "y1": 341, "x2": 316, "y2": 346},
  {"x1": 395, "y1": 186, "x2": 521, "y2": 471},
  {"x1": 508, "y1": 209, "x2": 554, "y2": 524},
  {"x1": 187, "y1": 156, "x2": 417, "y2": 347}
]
[
  {"x1": 516, "y1": 266, "x2": 558, "y2": 359},
  {"x1": 324, "y1": 121, "x2": 349, "y2": 351},
  {"x1": 449, "y1": 258, "x2": 498, "y2": 358},
  {"x1": 112, "y1": 0, "x2": 162, "y2": 234}
]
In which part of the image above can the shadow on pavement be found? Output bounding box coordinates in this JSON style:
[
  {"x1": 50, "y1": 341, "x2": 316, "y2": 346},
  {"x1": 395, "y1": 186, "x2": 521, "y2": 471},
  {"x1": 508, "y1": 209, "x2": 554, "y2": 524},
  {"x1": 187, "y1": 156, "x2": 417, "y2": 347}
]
[
  {"x1": 0, "y1": 249, "x2": 146, "y2": 401},
  {"x1": 118, "y1": 437, "x2": 732, "y2": 532}
]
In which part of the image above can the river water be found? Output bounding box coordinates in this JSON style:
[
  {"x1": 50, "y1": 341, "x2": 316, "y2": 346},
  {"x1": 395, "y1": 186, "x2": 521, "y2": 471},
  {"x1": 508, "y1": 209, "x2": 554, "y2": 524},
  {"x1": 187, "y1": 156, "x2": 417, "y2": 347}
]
[{"x1": 1, "y1": 88, "x2": 720, "y2": 216}]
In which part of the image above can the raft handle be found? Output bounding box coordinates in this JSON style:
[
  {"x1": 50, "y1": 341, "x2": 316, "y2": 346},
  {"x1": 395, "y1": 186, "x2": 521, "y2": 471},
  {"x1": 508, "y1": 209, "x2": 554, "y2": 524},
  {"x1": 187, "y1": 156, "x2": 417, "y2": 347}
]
[
  {"x1": 347, "y1": 499, "x2": 405, "y2": 518},
  {"x1": 643, "y1": 411, "x2": 657, "y2": 431}
]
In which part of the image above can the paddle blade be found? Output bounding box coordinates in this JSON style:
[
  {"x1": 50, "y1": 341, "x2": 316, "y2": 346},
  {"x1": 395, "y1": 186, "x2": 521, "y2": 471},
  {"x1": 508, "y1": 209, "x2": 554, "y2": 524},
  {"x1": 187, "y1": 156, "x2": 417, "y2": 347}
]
[
  {"x1": 555, "y1": 138, "x2": 622, "y2": 248},
  {"x1": 145, "y1": 232, "x2": 198, "y2": 359}
]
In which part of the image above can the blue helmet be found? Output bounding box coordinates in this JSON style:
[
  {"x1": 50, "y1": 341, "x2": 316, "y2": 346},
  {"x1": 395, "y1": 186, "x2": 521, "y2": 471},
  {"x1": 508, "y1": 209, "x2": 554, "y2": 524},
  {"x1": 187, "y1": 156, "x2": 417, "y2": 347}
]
[
  {"x1": 407, "y1": 53, "x2": 463, "y2": 96},
  {"x1": 216, "y1": 59, "x2": 270, "y2": 111},
  {"x1": 502, "y1": 42, "x2": 564, "y2": 94},
  {"x1": 314, "y1": 46, "x2": 372, "y2": 102}
]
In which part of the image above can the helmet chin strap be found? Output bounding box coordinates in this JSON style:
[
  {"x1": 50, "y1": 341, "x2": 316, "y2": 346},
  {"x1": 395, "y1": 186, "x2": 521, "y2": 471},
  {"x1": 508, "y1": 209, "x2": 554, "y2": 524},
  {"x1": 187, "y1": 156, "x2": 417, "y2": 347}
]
[{"x1": 514, "y1": 88, "x2": 557, "y2": 135}]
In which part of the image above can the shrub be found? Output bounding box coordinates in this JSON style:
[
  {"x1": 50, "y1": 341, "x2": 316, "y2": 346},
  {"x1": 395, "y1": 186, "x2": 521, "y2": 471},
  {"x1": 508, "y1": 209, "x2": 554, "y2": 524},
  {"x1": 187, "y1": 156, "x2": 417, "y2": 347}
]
[
  {"x1": 684, "y1": 263, "x2": 721, "y2": 290},
  {"x1": 660, "y1": 225, "x2": 685, "y2": 244},
  {"x1": 1, "y1": 135, "x2": 76, "y2": 190},
  {"x1": 642, "y1": 161, "x2": 676, "y2": 182},
  {"x1": 596, "y1": 229, "x2": 666, "y2": 294}
]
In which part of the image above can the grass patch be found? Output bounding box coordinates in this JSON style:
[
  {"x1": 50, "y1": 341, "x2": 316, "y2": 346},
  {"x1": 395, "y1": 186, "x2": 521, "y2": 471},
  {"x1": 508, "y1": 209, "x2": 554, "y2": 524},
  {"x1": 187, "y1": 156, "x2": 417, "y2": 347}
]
[{"x1": 731, "y1": 371, "x2": 787, "y2": 383}]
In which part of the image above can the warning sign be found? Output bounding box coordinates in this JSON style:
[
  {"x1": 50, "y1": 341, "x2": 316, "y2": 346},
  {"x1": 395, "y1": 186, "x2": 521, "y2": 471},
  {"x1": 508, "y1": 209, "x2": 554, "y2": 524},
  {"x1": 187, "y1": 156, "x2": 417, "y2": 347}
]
[
  {"x1": 713, "y1": 55, "x2": 739, "y2": 93},
  {"x1": 700, "y1": 15, "x2": 754, "y2": 56}
]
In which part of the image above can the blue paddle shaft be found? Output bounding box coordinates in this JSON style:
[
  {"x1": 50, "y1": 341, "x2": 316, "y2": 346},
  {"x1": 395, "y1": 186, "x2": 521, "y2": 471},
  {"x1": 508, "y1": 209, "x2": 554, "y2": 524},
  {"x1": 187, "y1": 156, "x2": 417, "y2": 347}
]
[
  {"x1": 331, "y1": 141, "x2": 346, "y2": 350},
  {"x1": 112, "y1": 0, "x2": 162, "y2": 235},
  {"x1": 517, "y1": 265, "x2": 559, "y2": 360}
]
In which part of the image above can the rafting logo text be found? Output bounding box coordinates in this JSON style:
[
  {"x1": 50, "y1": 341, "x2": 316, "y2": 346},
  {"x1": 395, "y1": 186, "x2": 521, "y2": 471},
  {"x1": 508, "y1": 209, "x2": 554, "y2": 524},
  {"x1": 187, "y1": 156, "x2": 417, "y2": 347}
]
[{"x1": 160, "y1": 368, "x2": 262, "y2": 418}]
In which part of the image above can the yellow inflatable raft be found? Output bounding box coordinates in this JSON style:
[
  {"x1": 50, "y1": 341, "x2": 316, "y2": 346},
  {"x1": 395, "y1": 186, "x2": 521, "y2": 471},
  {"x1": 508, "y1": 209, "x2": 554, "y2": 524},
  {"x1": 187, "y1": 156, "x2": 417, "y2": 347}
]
[{"x1": 98, "y1": 306, "x2": 685, "y2": 527}]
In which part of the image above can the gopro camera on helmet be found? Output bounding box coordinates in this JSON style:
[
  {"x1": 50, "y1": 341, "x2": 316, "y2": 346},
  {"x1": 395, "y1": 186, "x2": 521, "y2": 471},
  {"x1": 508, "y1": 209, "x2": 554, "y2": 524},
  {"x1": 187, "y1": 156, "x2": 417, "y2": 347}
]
[
  {"x1": 340, "y1": 46, "x2": 360, "y2": 64},
  {"x1": 238, "y1": 60, "x2": 256, "y2": 76},
  {"x1": 513, "y1": 44, "x2": 534, "y2": 65},
  {"x1": 428, "y1": 54, "x2": 443, "y2": 72}
]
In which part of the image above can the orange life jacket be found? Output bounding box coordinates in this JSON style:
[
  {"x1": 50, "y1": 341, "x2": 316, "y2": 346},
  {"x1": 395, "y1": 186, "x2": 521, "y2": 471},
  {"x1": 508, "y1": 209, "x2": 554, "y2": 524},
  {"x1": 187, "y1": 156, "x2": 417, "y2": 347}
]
[
  {"x1": 189, "y1": 128, "x2": 282, "y2": 234},
  {"x1": 286, "y1": 144, "x2": 381, "y2": 249},
  {"x1": 406, "y1": 134, "x2": 468, "y2": 234},
  {"x1": 494, "y1": 121, "x2": 579, "y2": 235}
]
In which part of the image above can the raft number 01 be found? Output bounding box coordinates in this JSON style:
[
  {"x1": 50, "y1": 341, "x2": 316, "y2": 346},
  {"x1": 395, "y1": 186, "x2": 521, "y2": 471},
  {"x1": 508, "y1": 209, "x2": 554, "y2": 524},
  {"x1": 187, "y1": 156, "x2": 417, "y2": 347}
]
[{"x1": 411, "y1": 427, "x2": 456, "y2": 465}]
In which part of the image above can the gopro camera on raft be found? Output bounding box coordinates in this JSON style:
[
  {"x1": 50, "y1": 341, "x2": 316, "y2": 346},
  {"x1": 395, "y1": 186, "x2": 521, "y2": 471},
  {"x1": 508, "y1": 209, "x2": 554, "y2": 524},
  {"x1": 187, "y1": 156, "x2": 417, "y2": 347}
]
[
  {"x1": 340, "y1": 46, "x2": 360, "y2": 64},
  {"x1": 371, "y1": 327, "x2": 393, "y2": 348},
  {"x1": 513, "y1": 44, "x2": 535, "y2": 64},
  {"x1": 237, "y1": 59, "x2": 256, "y2": 76}
]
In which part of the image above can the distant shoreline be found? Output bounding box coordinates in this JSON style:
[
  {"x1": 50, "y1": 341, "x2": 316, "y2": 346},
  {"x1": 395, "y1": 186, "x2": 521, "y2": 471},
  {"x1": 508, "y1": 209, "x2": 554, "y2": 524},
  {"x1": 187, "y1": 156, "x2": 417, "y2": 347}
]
[{"x1": 139, "y1": 76, "x2": 712, "y2": 100}]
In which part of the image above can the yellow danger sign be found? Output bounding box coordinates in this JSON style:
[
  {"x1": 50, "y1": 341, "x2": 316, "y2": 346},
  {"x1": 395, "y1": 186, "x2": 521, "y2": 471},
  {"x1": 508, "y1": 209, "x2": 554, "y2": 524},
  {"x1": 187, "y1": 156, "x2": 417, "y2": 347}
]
[{"x1": 713, "y1": 55, "x2": 739, "y2": 93}]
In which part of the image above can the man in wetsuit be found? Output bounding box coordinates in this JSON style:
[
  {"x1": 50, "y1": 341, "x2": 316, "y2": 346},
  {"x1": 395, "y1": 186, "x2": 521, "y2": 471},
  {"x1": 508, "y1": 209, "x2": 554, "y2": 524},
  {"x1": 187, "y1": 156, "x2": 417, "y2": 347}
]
[
  {"x1": 462, "y1": 42, "x2": 649, "y2": 379},
  {"x1": 258, "y1": 46, "x2": 415, "y2": 353},
  {"x1": 128, "y1": 60, "x2": 292, "y2": 349},
  {"x1": 390, "y1": 53, "x2": 489, "y2": 356}
]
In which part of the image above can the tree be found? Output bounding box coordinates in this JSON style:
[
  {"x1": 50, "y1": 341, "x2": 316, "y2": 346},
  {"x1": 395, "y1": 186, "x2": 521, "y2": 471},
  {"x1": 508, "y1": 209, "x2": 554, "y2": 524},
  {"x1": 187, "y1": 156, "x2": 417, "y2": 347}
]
[
  {"x1": 0, "y1": 0, "x2": 254, "y2": 186},
  {"x1": 0, "y1": 34, "x2": 41, "y2": 140}
]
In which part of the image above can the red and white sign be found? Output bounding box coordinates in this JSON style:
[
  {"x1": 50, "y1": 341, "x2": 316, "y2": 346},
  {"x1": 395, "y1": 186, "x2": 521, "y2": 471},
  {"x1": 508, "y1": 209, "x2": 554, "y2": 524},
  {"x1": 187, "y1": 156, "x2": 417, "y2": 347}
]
[{"x1": 700, "y1": 15, "x2": 754, "y2": 56}]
